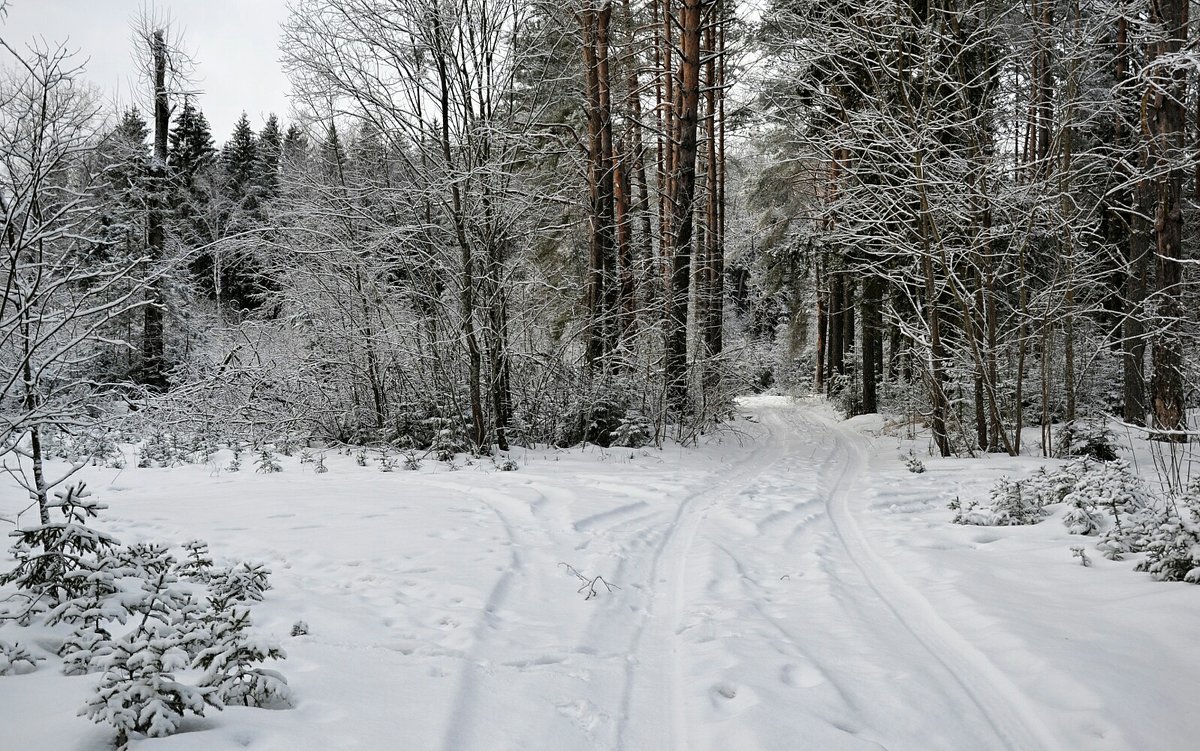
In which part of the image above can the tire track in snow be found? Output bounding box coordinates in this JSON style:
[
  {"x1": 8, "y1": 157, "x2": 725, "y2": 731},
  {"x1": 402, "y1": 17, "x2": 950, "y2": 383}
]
[
  {"x1": 808, "y1": 410, "x2": 1066, "y2": 751},
  {"x1": 610, "y1": 417, "x2": 791, "y2": 751}
]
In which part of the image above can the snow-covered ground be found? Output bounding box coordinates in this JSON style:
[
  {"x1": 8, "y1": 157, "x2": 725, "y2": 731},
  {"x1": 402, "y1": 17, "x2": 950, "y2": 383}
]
[{"x1": 2, "y1": 395, "x2": 1197, "y2": 750}]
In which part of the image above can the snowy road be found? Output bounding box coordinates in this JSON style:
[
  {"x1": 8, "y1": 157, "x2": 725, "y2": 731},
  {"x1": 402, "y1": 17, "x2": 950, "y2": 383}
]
[{"x1": 5, "y1": 395, "x2": 1197, "y2": 751}]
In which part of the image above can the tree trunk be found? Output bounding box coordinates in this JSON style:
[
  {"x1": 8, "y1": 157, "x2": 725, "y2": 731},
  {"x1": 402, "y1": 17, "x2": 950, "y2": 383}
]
[
  {"x1": 663, "y1": 0, "x2": 705, "y2": 415},
  {"x1": 142, "y1": 29, "x2": 169, "y2": 391},
  {"x1": 1148, "y1": 0, "x2": 1188, "y2": 442}
]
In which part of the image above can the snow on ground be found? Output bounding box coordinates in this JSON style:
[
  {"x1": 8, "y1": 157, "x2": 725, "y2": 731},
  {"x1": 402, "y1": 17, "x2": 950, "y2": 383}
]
[{"x1": 2, "y1": 395, "x2": 1198, "y2": 750}]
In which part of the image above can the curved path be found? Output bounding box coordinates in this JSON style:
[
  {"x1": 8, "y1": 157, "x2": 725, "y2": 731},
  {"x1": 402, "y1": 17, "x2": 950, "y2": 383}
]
[{"x1": 430, "y1": 396, "x2": 1062, "y2": 751}]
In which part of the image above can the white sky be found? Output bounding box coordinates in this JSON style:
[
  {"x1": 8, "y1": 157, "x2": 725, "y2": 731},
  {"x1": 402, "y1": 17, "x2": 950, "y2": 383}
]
[{"x1": 0, "y1": 0, "x2": 293, "y2": 142}]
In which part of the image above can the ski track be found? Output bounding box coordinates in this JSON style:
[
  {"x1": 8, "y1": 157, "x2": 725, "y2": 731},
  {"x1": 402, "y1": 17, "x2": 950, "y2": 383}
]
[
  {"x1": 406, "y1": 399, "x2": 1064, "y2": 751},
  {"x1": 42, "y1": 397, "x2": 1081, "y2": 751}
]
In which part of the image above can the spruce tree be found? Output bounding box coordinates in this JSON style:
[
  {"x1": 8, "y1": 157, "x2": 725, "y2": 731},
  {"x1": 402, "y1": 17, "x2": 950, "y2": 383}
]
[
  {"x1": 256, "y1": 113, "x2": 283, "y2": 201},
  {"x1": 223, "y1": 111, "x2": 259, "y2": 205},
  {"x1": 168, "y1": 99, "x2": 216, "y2": 189},
  {"x1": 281, "y1": 124, "x2": 309, "y2": 173}
]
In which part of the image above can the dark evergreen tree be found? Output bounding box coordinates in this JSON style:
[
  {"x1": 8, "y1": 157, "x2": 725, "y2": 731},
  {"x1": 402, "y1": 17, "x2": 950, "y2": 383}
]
[
  {"x1": 281, "y1": 124, "x2": 309, "y2": 173},
  {"x1": 168, "y1": 99, "x2": 216, "y2": 189},
  {"x1": 223, "y1": 112, "x2": 259, "y2": 206},
  {"x1": 319, "y1": 122, "x2": 345, "y2": 183},
  {"x1": 255, "y1": 114, "x2": 283, "y2": 201}
]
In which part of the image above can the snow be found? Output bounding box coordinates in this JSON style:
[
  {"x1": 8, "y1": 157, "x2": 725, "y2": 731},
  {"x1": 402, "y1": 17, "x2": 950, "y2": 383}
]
[{"x1": 2, "y1": 395, "x2": 1198, "y2": 750}]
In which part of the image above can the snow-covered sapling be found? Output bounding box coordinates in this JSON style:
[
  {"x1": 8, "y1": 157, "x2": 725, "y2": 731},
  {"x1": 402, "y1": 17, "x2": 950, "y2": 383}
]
[
  {"x1": 81, "y1": 566, "x2": 217, "y2": 746},
  {"x1": 0, "y1": 483, "x2": 119, "y2": 611},
  {"x1": 194, "y1": 605, "x2": 292, "y2": 708},
  {"x1": 178, "y1": 540, "x2": 214, "y2": 583},
  {"x1": 355, "y1": 449, "x2": 368, "y2": 466},
  {"x1": 207, "y1": 562, "x2": 272, "y2": 611},
  {"x1": 1070, "y1": 546, "x2": 1091, "y2": 567},
  {"x1": 1136, "y1": 489, "x2": 1200, "y2": 583},
  {"x1": 0, "y1": 639, "x2": 44, "y2": 675},
  {"x1": 256, "y1": 448, "x2": 282, "y2": 473},
  {"x1": 314, "y1": 455, "x2": 328, "y2": 473},
  {"x1": 904, "y1": 450, "x2": 925, "y2": 474}
]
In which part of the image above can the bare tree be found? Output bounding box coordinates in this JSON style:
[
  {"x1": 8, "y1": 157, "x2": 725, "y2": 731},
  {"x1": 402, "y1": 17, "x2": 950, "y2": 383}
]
[{"x1": 0, "y1": 37, "x2": 148, "y2": 522}]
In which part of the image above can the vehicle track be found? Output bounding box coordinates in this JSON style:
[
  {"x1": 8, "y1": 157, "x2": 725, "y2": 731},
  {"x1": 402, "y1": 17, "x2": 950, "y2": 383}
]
[{"x1": 803, "y1": 407, "x2": 1064, "y2": 751}]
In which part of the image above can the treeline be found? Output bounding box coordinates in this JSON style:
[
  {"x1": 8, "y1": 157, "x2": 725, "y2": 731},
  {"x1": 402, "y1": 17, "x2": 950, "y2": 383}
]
[{"x1": 4, "y1": 0, "x2": 1200, "y2": 477}]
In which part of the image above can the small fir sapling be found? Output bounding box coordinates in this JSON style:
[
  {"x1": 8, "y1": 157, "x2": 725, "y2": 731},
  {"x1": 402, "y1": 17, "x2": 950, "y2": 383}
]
[
  {"x1": 81, "y1": 565, "x2": 218, "y2": 746},
  {"x1": 194, "y1": 605, "x2": 292, "y2": 708},
  {"x1": 379, "y1": 455, "x2": 395, "y2": 472},
  {"x1": 290, "y1": 620, "x2": 309, "y2": 636},
  {"x1": 904, "y1": 450, "x2": 926, "y2": 474},
  {"x1": 0, "y1": 639, "x2": 44, "y2": 675},
  {"x1": 1070, "y1": 546, "x2": 1091, "y2": 567},
  {"x1": 83, "y1": 634, "x2": 218, "y2": 746},
  {"x1": 1134, "y1": 485, "x2": 1200, "y2": 582},
  {"x1": 256, "y1": 448, "x2": 282, "y2": 473},
  {"x1": 60, "y1": 619, "x2": 114, "y2": 676},
  {"x1": 403, "y1": 451, "x2": 421, "y2": 471},
  {"x1": 178, "y1": 540, "x2": 214, "y2": 582},
  {"x1": 952, "y1": 477, "x2": 1047, "y2": 526},
  {"x1": 314, "y1": 455, "x2": 328, "y2": 473},
  {"x1": 227, "y1": 448, "x2": 242, "y2": 472},
  {"x1": 299, "y1": 448, "x2": 313, "y2": 464},
  {"x1": 207, "y1": 562, "x2": 272, "y2": 611},
  {"x1": 610, "y1": 410, "x2": 653, "y2": 448},
  {"x1": 0, "y1": 483, "x2": 119, "y2": 611},
  {"x1": 1062, "y1": 460, "x2": 1154, "y2": 559},
  {"x1": 1054, "y1": 417, "x2": 1118, "y2": 462},
  {"x1": 355, "y1": 449, "x2": 368, "y2": 466}
]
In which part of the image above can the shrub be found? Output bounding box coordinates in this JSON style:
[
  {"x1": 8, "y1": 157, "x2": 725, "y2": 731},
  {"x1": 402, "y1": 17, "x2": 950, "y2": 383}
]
[
  {"x1": 1054, "y1": 417, "x2": 1118, "y2": 462},
  {"x1": 1135, "y1": 490, "x2": 1200, "y2": 583}
]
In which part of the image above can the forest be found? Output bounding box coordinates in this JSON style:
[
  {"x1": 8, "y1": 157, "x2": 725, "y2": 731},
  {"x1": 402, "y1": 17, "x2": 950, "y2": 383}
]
[{"x1": 2, "y1": 0, "x2": 1198, "y2": 466}]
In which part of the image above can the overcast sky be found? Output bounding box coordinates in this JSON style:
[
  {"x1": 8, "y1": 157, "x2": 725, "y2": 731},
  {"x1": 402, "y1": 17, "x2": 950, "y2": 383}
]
[{"x1": 1, "y1": 0, "x2": 293, "y2": 141}]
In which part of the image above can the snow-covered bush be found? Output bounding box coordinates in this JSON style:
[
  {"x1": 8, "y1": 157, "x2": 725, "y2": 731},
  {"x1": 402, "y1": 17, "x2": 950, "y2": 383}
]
[
  {"x1": 432, "y1": 425, "x2": 463, "y2": 462},
  {"x1": 952, "y1": 477, "x2": 1048, "y2": 526},
  {"x1": 179, "y1": 540, "x2": 214, "y2": 583},
  {"x1": 0, "y1": 483, "x2": 119, "y2": 613},
  {"x1": 610, "y1": 410, "x2": 653, "y2": 448},
  {"x1": 0, "y1": 639, "x2": 43, "y2": 675},
  {"x1": 904, "y1": 450, "x2": 925, "y2": 474},
  {"x1": 195, "y1": 606, "x2": 292, "y2": 708},
  {"x1": 1135, "y1": 490, "x2": 1200, "y2": 583},
  {"x1": 83, "y1": 632, "x2": 219, "y2": 746},
  {"x1": 207, "y1": 562, "x2": 272, "y2": 611},
  {"x1": 138, "y1": 431, "x2": 188, "y2": 468},
  {"x1": 1062, "y1": 460, "x2": 1154, "y2": 559},
  {"x1": 1054, "y1": 417, "x2": 1118, "y2": 462},
  {"x1": 256, "y1": 448, "x2": 282, "y2": 473},
  {"x1": 81, "y1": 564, "x2": 216, "y2": 745},
  {"x1": 0, "y1": 486, "x2": 294, "y2": 743}
]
